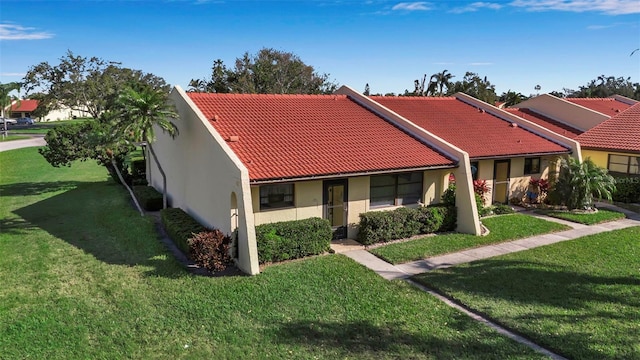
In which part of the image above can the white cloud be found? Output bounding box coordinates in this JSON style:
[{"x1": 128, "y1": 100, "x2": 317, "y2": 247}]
[
  {"x1": 392, "y1": 2, "x2": 432, "y2": 11},
  {"x1": 509, "y1": 0, "x2": 640, "y2": 15},
  {"x1": 0, "y1": 23, "x2": 54, "y2": 40},
  {"x1": 450, "y1": 2, "x2": 503, "y2": 13}
]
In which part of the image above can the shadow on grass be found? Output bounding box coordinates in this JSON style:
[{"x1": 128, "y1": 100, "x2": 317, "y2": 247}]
[
  {"x1": 417, "y1": 260, "x2": 640, "y2": 309},
  {"x1": 0, "y1": 181, "x2": 81, "y2": 197},
  {"x1": 12, "y1": 180, "x2": 186, "y2": 278},
  {"x1": 272, "y1": 319, "x2": 531, "y2": 359}
]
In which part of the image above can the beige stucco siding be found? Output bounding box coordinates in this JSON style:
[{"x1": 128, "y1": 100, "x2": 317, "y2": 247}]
[{"x1": 148, "y1": 87, "x2": 259, "y2": 275}]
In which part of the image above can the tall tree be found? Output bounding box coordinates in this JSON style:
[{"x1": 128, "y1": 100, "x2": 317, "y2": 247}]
[
  {"x1": 23, "y1": 51, "x2": 169, "y2": 118},
  {"x1": 500, "y1": 90, "x2": 528, "y2": 107},
  {"x1": 558, "y1": 75, "x2": 640, "y2": 100},
  {"x1": 0, "y1": 82, "x2": 21, "y2": 118},
  {"x1": 448, "y1": 72, "x2": 497, "y2": 104},
  {"x1": 193, "y1": 48, "x2": 339, "y2": 95},
  {"x1": 431, "y1": 69, "x2": 454, "y2": 96},
  {"x1": 114, "y1": 86, "x2": 180, "y2": 209}
]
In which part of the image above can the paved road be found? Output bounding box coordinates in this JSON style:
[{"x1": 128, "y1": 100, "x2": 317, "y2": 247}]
[{"x1": 0, "y1": 136, "x2": 46, "y2": 152}]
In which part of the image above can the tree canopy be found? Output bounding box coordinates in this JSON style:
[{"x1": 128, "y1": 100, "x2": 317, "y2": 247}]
[
  {"x1": 189, "y1": 48, "x2": 339, "y2": 94},
  {"x1": 553, "y1": 75, "x2": 640, "y2": 100},
  {"x1": 0, "y1": 82, "x2": 21, "y2": 118},
  {"x1": 23, "y1": 51, "x2": 170, "y2": 119}
]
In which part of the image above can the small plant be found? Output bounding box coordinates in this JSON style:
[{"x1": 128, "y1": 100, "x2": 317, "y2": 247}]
[
  {"x1": 188, "y1": 229, "x2": 233, "y2": 272},
  {"x1": 493, "y1": 204, "x2": 515, "y2": 215},
  {"x1": 442, "y1": 184, "x2": 456, "y2": 206}
]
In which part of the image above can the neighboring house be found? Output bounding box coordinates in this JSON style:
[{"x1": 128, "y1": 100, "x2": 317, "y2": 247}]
[
  {"x1": 8, "y1": 99, "x2": 38, "y2": 119},
  {"x1": 5, "y1": 99, "x2": 93, "y2": 121},
  {"x1": 370, "y1": 94, "x2": 581, "y2": 205},
  {"x1": 512, "y1": 94, "x2": 636, "y2": 133},
  {"x1": 575, "y1": 102, "x2": 640, "y2": 175},
  {"x1": 148, "y1": 86, "x2": 481, "y2": 275}
]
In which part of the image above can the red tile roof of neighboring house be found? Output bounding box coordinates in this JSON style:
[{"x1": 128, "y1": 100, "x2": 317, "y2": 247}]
[
  {"x1": 188, "y1": 93, "x2": 455, "y2": 182},
  {"x1": 565, "y1": 98, "x2": 632, "y2": 117},
  {"x1": 10, "y1": 99, "x2": 38, "y2": 112},
  {"x1": 371, "y1": 96, "x2": 570, "y2": 159},
  {"x1": 575, "y1": 102, "x2": 640, "y2": 153},
  {"x1": 505, "y1": 108, "x2": 583, "y2": 139}
]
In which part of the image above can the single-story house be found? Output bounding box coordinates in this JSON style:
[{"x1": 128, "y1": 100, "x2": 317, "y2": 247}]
[
  {"x1": 7, "y1": 99, "x2": 38, "y2": 119},
  {"x1": 511, "y1": 94, "x2": 636, "y2": 133},
  {"x1": 369, "y1": 93, "x2": 581, "y2": 205},
  {"x1": 148, "y1": 85, "x2": 481, "y2": 275},
  {"x1": 574, "y1": 102, "x2": 640, "y2": 174}
]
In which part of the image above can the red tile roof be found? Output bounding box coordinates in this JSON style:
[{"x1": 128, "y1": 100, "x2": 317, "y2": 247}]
[
  {"x1": 576, "y1": 103, "x2": 640, "y2": 153},
  {"x1": 371, "y1": 96, "x2": 570, "y2": 159},
  {"x1": 188, "y1": 93, "x2": 455, "y2": 182},
  {"x1": 565, "y1": 98, "x2": 632, "y2": 117},
  {"x1": 505, "y1": 108, "x2": 583, "y2": 139},
  {"x1": 10, "y1": 99, "x2": 38, "y2": 112}
]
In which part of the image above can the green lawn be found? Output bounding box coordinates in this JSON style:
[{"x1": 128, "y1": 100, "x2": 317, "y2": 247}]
[
  {"x1": 0, "y1": 135, "x2": 31, "y2": 142},
  {"x1": 536, "y1": 208, "x2": 626, "y2": 225},
  {"x1": 414, "y1": 227, "x2": 640, "y2": 360},
  {"x1": 0, "y1": 148, "x2": 545, "y2": 359},
  {"x1": 369, "y1": 214, "x2": 570, "y2": 264}
]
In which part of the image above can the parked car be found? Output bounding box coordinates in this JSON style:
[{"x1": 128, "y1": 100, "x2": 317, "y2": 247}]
[
  {"x1": 17, "y1": 117, "x2": 35, "y2": 125},
  {"x1": 1, "y1": 117, "x2": 18, "y2": 125}
]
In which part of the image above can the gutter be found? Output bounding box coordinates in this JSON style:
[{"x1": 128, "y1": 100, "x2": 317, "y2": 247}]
[{"x1": 250, "y1": 164, "x2": 458, "y2": 185}]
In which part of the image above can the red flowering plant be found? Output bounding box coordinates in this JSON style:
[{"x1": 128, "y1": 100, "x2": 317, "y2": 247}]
[{"x1": 473, "y1": 179, "x2": 491, "y2": 197}]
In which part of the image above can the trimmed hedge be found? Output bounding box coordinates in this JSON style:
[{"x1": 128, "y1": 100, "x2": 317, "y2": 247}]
[
  {"x1": 255, "y1": 217, "x2": 332, "y2": 264},
  {"x1": 133, "y1": 185, "x2": 163, "y2": 211},
  {"x1": 612, "y1": 174, "x2": 640, "y2": 203},
  {"x1": 160, "y1": 208, "x2": 206, "y2": 255},
  {"x1": 357, "y1": 205, "x2": 456, "y2": 245}
]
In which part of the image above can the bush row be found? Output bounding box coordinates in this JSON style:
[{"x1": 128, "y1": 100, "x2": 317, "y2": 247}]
[
  {"x1": 255, "y1": 217, "x2": 332, "y2": 264},
  {"x1": 612, "y1": 174, "x2": 640, "y2": 203},
  {"x1": 357, "y1": 205, "x2": 456, "y2": 245},
  {"x1": 160, "y1": 208, "x2": 206, "y2": 255},
  {"x1": 133, "y1": 186, "x2": 163, "y2": 211}
]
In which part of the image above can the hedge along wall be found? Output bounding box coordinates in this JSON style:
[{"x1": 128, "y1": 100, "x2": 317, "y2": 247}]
[
  {"x1": 160, "y1": 208, "x2": 207, "y2": 255},
  {"x1": 255, "y1": 217, "x2": 332, "y2": 264},
  {"x1": 357, "y1": 205, "x2": 456, "y2": 245},
  {"x1": 612, "y1": 174, "x2": 640, "y2": 203}
]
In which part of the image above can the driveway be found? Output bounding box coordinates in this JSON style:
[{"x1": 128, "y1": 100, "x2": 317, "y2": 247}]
[{"x1": 0, "y1": 135, "x2": 46, "y2": 152}]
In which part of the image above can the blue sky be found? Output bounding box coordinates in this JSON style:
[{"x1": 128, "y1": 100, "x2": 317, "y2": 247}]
[{"x1": 1, "y1": 0, "x2": 639, "y2": 97}]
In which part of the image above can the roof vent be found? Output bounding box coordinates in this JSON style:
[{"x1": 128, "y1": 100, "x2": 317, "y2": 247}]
[
  {"x1": 212, "y1": 115, "x2": 220, "y2": 121},
  {"x1": 227, "y1": 135, "x2": 239, "y2": 142},
  {"x1": 510, "y1": 122, "x2": 518, "y2": 128},
  {"x1": 478, "y1": 108, "x2": 485, "y2": 113}
]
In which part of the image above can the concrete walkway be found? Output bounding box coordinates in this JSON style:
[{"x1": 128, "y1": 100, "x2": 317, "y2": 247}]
[{"x1": 343, "y1": 209, "x2": 640, "y2": 280}]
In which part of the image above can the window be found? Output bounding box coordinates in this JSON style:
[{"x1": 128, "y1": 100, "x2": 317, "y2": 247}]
[
  {"x1": 470, "y1": 162, "x2": 479, "y2": 180},
  {"x1": 370, "y1": 172, "x2": 423, "y2": 207},
  {"x1": 524, "y1": 157, "x2": 541, "y2": 175},
  {"x1": 608, "y1": 154, "x2": 640, "y2": 175},
  {"x1": 259, "y1": 184, "x2": 294, "y2": 210}
]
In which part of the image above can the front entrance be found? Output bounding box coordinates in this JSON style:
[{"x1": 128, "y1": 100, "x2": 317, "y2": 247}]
[
  {"x1": 323, "y1": 179, "x2": 348, "y2": 239},
  {"x1": 493, "y1": 160, "x2": 510, "y2": 204}
]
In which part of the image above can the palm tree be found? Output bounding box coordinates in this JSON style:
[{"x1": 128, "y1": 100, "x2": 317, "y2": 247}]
[
  {"x1": 550, "y1": 157, "x2": 616, "y2": 210},
  {"x1": 0, "y1": 82, "x2": 21, "y2": 118},
  {"x1": 432, "y1": 70, "x2": 454, "y2": 96},
  {"x1": 116, "y1": 86, "x2": 179, "y2": 209}
]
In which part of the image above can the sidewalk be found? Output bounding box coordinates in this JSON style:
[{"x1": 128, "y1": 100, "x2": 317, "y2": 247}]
[
  {"x1": 342, "y1": 206, "x2": 640, "y2": 280},
  {"x1": 0, "y1": 136, "x2": 46, "y2": 152}
]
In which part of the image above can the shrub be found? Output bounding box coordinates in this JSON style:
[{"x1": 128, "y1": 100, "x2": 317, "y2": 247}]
[
  {"x1": 550, "y1": 158, "x2": 616, "y2": 210},
  {"x1": 133, "y1": 185, "x2": 163, "y2": 211},
  {"x1": 160, "y1": 208, "x2": 206, "y2": 255},
  {"x1": 188, "y1": 229, "x2": 232, "y2": 272},
  {"x1": 493, "y1": 204, "x2": 515, "y2": 215},
  {"x1": 612, "y1": 175, "x2": 640, "y2": 203},
  {"x1": 358, "y1": 205, "x2": 457, "y2": 244},
  {"x1": 442, "y1": 184, "x2": 456, "y2": 206},
  {"x1": 255, "y1": 217, "x2": 331, "y2": 264},
  {"x1": 130, "y1": 159, "x2": 146, "y2": 179}
]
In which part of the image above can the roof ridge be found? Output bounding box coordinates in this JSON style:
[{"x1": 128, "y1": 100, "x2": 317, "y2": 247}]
[{"x1": 189, "y1": 93, "x2": 347, "y2": 99}]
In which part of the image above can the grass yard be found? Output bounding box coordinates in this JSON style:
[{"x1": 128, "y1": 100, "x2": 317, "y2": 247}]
[
  {"x1": 0, "y1": 135, "x2": 31, "y2": 142},
  {"x1": 0, "y1": 148, "x2": 545, "y2": 359},
  {"x1": 536, "y1": 208, "x2": 626, "y2": 225},
  {"x1": 370, "y1": 214, "x2": 570, "y2": 264},
  {"x1": 414, "y1": 227, "x2": 640, "y2": 360}
]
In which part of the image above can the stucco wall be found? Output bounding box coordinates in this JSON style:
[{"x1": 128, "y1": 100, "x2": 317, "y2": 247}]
[{"x1": 148, "y1": 86, "x2": 259, "y2": 275}]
